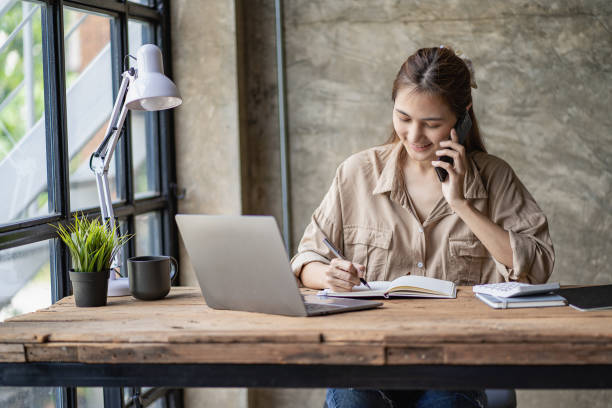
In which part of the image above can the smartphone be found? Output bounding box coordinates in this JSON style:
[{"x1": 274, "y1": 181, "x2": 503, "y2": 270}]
[{"x1": 435, "y1": 112, "x2": 472, "y2": 182}]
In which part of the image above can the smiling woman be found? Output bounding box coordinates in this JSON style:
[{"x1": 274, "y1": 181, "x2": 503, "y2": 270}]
[
  {"x1": 290, "y1": 46, "x2": 555, "y2": 407},
  {"x1": 293, "y1": 46, "x2": 554, "y2": 290},
  {"x1": 388, "y1": 47, "x2": 485, "y2": 155}
]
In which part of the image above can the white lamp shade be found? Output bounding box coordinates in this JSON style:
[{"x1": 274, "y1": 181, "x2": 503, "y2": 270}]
[{"x1": 125, "y1": 44, "x2": 182, "y2": 111}]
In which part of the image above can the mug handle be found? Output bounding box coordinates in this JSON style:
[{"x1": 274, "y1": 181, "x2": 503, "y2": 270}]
[{"x1": 169, "y1": 256, "x2": 178, "y2": 284}]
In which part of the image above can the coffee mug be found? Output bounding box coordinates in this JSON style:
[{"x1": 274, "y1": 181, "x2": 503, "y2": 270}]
[{"x1": 128, "y1": 255, "x2": 177, "y2": 300}]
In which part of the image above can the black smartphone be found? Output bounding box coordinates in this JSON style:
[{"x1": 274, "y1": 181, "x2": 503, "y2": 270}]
[{"x1": 435, "y1": 112, "x2": 472, "y2": 182}]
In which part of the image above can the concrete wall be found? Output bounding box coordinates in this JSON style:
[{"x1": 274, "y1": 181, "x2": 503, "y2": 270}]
[
  {"x1": 171, "y1": 0, "x2": 247, "y2": 406},
  {"x1": 240, "y1": 0, "x2": 284, "y2": 222},
  {"x1": 172, "y1": 0, "x2": 244, "y2": 286},
  {"x1": 172, "y1": 0, "x2": 612, "y2": 406}
]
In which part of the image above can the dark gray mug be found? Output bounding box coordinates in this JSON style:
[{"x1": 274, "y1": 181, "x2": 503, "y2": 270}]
[{"x1": 128, "y1": 256, "x2": 177, "y2": 300}]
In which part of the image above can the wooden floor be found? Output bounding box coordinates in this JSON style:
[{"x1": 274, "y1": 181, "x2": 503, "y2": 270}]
[{"x1": 1, "y1": 286, "x2": 611, "y2": 366}]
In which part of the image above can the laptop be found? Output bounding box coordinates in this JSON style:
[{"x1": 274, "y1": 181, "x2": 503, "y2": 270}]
[{"x1": 175, "y1": 214, "x2": 382, "y2": 316}]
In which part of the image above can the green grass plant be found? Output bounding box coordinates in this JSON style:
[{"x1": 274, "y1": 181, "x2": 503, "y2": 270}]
[{"x1": 53, "y1": 214, "x2": 133, "y2": 272}]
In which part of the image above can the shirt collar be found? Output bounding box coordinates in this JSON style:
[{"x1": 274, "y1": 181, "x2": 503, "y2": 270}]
[
  {"x1": 372, "y1": 143, "x2": 488, "y2": 200},
  {"x1": 372, "y1": 143, "x2": 403, "y2": 196}
]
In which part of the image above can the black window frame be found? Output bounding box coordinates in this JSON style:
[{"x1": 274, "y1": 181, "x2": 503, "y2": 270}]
[{"x1": 0, "y1": 0, "x2": 179, "y2": 407}]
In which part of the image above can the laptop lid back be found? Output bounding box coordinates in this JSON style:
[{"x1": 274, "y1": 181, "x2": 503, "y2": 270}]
[{"x1": 175, "y1": 215, "x2": 308, "y2": 316}]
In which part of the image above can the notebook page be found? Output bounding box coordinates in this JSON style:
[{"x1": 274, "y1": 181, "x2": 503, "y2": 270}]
[
  {"x1": 317, "y1": 281, "x2": 390, "y2": 297},
  {"x1": 351, "y1": 281, "x2": 390, "y2": 292},
  {"x1": 388, "y1": 276, "x2": 456, "y2": 297}
]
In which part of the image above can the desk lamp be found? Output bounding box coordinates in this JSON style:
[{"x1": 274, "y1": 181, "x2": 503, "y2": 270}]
[{"x1": 89, "y1": 44, "x2": 181, "y2": 296}]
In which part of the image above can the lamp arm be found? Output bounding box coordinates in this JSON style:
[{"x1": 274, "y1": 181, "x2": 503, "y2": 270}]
[
  {"x1": 100, "y1": 104, "x2": 129, "y2": 172},
  {"x1": 89, "y1": 70, "x2": 134, "y2": 274},
  {"x1": 90, "y1": 71, "x2": 132, "y2": 164}
]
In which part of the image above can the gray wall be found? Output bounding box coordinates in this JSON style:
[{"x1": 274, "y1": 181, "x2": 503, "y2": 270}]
[
  {"x1": 173, "y1": 0, "x2": 612, "y2": 406},
  {"x1": 172, "y1": 0, "x2": 248, "y2": 406},
  {"x1": 173, "y1": 0, "x2": 244, "y2": 286}
]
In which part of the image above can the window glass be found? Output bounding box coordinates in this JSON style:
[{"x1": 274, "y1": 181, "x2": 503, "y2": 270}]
[
  {"x1": 128, "y1": 0, "x2": 153, "y2": 7},
  {"x1": 0, "y1": 239, "x2": 55, "y2": 405},
  {"x1": 63, "y1": 7, "x2": 117, "y2": 211},
  {"x1": 135, "y1": 211, "x2": 162, "y2": 256},
  {"x1": 128, "y1": 19, "x2": 159, "y2": 198},
  {"x1": 0, "y1": 239, "x2": 51, "y2": 321},
  {"x1": 77, "y1": 387, "x2": 104, "y2": 407},
  {"x1": 150, "y1": 397, "x2": 165, "y2": 408},
  {"x1": 0, "y1": 1, "x2": 49, "y2": 225},
  {"x1": 0, "y1": 387, "x2": 56, "y2": 407}
]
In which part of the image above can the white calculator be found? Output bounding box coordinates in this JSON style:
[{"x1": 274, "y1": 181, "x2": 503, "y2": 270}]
[{"x1": 472, "y1": 281, "x2": 560, "y2": 298}]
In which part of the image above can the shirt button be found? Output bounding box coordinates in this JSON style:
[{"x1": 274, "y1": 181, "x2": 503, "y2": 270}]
[
  {"x1": 418, "y1": 227, "x2": 424, "y2": 233},
  {"x1": 417, "y1": 262, "x2": 424, "y2": 268}
]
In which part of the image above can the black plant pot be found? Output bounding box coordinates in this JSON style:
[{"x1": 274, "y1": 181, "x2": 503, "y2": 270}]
[{"x1": 69, "y1": 269, "x2": 110, "y2": 307}]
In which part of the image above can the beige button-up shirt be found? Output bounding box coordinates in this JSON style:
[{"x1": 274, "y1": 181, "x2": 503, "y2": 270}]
[{"x1": 290, "y1": 142, "x2": 554, "y2": 285}]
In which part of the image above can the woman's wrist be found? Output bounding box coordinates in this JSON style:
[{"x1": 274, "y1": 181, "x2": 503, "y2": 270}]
[
  {"x1": 300, "y1": 261, "x2": 328, "y2": 290},
  {"x1": 448, "y1": 198, "x2": 514, "y2": 268},
  {"x1": 449, "y1": 198, "x2": 470, "y2": 215}
]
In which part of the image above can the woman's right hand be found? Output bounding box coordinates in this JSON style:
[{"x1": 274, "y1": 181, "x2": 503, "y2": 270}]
[{"x1": 324, "y1": 258, "x2": 366, "y2": 292}]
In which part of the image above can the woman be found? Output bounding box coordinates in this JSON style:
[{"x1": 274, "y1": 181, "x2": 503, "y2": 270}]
[{"x1": 290, "y1": 47, "x2": 554, "y2": 407}]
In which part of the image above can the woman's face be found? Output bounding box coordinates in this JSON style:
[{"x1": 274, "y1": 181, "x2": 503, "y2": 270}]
[{"x1": 392, "y1": 86, "x2": 457, "y2": 165}]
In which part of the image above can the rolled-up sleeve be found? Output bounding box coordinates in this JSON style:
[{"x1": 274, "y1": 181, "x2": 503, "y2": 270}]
[
  {"x1": 487, "y1": 159, "x2": 555, "y2": 283},
  {"x1": 290, "y1": 167, "x2": 345, "y2": 279}
]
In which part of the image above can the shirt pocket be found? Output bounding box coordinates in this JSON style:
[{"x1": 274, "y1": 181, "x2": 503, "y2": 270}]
[
  {"x1": 448, "y1": 237, "x2": 489, "y2": 285},
  {"x1": 343, "y1": 226, "x2": 392, "y2": 281}
]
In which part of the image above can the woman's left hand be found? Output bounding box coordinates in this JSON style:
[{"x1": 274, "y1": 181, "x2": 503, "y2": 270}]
[{"x1": 432, "y1": 128, "x2": 467, "y2": 210}]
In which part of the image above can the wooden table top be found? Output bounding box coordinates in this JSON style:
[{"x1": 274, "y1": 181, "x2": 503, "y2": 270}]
[{"x1": 1, "y1": 286, "x2": 611, "y2": 366}]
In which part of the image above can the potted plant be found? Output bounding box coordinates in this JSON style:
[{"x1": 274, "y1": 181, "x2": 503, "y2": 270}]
[{"x1": 54, "y1": 214, "x2": 132, "y2": 307}]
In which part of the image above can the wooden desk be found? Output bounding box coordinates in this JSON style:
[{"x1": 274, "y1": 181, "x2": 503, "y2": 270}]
[{"x1": 1, "y1": 287, "x2": 611, "y2": 388}]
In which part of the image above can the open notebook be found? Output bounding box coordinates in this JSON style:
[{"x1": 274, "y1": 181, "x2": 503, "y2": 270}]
[{"x1": 319, "y1": 275, "x2": 457, "y2": 299}]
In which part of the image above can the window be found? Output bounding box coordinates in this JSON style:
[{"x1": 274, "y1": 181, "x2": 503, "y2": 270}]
[
  {"x1": 0, "y1": 1, "x2": 178, "y2": 407},
  {"x1": 63, "y1": 7, "x2": 116, "y2": 211},
  {"x1": 129, "y1": 19, "x2": 159, "y2": 198},
  {"x1": 0, "y1": 239, "x2": 51, "y2": 321},
  {"x1": 135, "y1": 211, "x2": 163, "y2": 256},
  {"x1": 0, "y1": 0, "x2": 48, "y2": 225},
  {"x1": 76, "y1": 388, "x2": 104, "y2": 407},
  {"x1": 0, "y1": 386, "x2": 56, "y2": 408}
]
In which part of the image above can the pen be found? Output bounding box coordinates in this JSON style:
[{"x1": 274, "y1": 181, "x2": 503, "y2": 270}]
[{"x1": 323, "y1": 237, "x2": 372, "y2": 289}]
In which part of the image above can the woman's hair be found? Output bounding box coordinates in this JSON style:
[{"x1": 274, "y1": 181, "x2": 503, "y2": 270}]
[{"x1": 387, "y1": 46, "x2": 486, "y2": 154}]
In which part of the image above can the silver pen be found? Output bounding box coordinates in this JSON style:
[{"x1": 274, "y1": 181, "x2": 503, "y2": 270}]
[{"x1": 323, "y1": 237, "x2": 372, "y2": 289}]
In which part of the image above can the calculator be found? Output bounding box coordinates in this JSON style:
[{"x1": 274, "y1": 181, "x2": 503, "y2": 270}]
[{"x1": 472, "y1": 281, "x2": 560, "y2": 298}]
